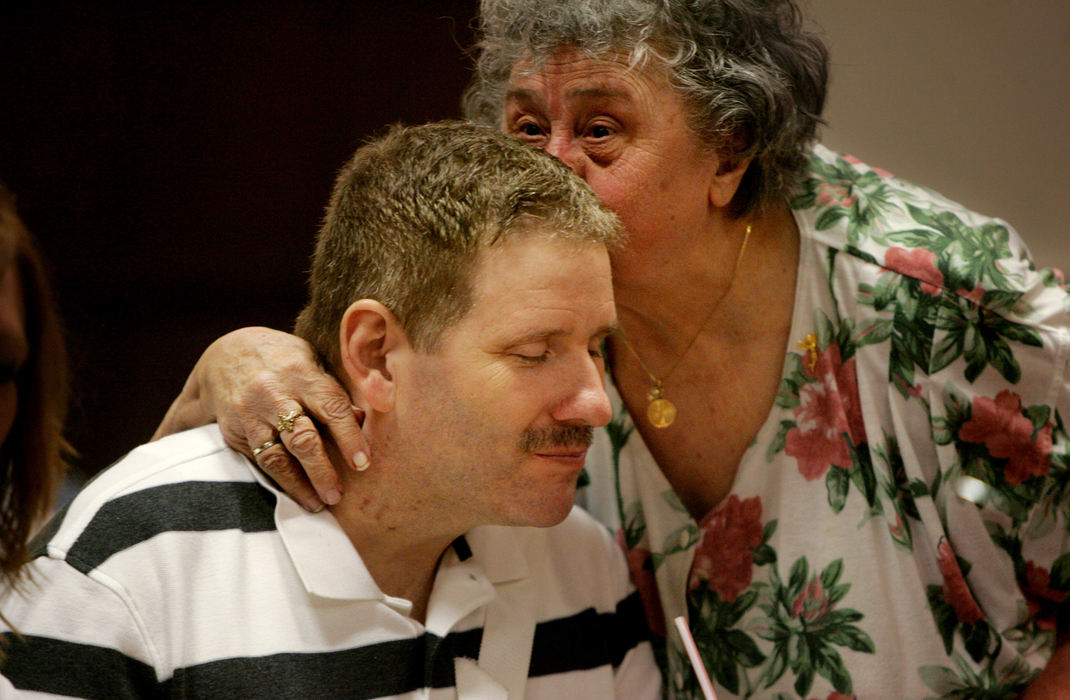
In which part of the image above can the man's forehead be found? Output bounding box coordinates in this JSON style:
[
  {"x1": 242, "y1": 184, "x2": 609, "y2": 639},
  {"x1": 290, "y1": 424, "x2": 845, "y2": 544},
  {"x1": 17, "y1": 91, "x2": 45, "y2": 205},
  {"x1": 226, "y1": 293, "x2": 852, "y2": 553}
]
[
  {"x1": 465, "y1": 234, "x2": 613, "y2": 322},
  {"x1": 470, "y1": 232, "x2": 607, "y2": 275}
]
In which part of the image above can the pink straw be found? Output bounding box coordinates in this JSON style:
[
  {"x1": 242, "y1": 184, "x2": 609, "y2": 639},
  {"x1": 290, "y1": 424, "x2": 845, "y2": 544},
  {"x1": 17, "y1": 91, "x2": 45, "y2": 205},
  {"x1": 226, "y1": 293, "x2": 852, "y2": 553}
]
[{"x1": 673, "y1": 616, "x2": 719, "y2": 700}]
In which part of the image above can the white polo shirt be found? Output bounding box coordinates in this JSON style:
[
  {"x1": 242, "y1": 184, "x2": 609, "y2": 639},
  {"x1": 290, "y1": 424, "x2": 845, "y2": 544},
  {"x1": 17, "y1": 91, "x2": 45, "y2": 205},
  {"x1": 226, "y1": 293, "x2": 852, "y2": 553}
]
[{"x1": 0, "y1": 426, "x2": 660, "y2": 699}]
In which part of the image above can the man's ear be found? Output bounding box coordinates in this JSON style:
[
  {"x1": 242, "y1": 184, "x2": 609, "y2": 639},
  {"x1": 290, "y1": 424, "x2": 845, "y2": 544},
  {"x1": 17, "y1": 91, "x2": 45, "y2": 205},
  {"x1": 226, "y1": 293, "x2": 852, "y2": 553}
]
[
  {"x1": 708, "y1": 153, "x2": 753, "y2": 210},
  {"x1": 338, "y1": 300, "x2": 408, "y2": 413}
]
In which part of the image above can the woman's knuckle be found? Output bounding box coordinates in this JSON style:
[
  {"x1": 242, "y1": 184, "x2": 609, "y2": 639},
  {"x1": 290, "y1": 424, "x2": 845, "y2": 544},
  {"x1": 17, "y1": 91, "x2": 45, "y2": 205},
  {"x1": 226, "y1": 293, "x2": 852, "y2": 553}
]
[
  {"x1": 221, "y1": 426, "x2": 248, "y2": 452},
  {"x1": 318, "y1": 394, "x2": 352, "y2": 420},
  {"x1": 258, "y1": 450, "x2": 292, "y2": 476},
  {"x1": 288, "y1": 427, "x2": 321, "y2": 456},
  {"x1": 245, "y1": 370, "x2": 280, "y2": 397}
]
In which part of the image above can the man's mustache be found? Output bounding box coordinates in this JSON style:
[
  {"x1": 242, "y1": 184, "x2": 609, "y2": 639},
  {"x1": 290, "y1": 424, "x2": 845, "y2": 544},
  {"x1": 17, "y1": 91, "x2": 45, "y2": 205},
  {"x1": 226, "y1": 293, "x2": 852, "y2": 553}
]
[{"x1": 519, "y1": 424, "x2": 594, "y2": 452}]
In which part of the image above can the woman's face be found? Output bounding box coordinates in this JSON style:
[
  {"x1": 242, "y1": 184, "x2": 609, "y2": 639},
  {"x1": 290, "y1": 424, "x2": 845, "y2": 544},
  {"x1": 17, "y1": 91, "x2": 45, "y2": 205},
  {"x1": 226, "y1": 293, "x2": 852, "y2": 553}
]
[
  {"x1": 501, "y1": 47, "x2": 723, "y2": 258},
  {"x1": 0, "y1": 264, "x2": 27, "y2": 449}
]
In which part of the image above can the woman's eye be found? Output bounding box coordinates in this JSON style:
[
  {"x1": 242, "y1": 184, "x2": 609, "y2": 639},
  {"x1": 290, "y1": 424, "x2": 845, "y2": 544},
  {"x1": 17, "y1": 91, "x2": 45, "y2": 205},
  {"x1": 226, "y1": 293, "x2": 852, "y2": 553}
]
[
  {"x1": 588, "y1": 124, "x2": 613, "y2": 139},
  {"x1": 513, "y1": 120, "x2": 543, "y2": 138}
]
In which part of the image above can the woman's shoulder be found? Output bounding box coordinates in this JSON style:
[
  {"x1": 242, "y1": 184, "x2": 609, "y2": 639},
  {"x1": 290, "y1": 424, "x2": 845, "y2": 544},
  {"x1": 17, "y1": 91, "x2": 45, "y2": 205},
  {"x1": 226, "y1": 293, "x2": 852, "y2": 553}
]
[{"x1": 792, "y1": 145, "x2": 1069, "y2": 329}]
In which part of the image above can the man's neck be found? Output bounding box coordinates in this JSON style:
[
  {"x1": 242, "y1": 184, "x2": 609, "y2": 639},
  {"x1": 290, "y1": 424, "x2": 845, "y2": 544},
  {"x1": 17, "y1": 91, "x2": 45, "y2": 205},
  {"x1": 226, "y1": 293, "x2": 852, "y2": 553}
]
[{"x1": 323, "y1": 439, "x2": 464, "y2": 624}]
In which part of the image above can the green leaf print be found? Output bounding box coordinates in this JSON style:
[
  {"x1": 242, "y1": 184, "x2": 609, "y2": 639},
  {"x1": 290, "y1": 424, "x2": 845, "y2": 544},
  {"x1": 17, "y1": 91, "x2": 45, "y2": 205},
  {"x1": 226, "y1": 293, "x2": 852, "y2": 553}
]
[
  {"x1": 871, "y1": 285, "x2": 938, "y2": 399},
  {"x1": 688, "y1": 587, "x2": 765, "y2": 696},
  {"x1": 927, "y1": 584, "x2": 959, "y2": 655},
  {"x1": 754, "y1": 556, "x2": 875, "y2": 695},
  {"x1": 787, "y1": 558, "x2": 809, "y2": 595},
  {"x1": 605, "y1": 406, "x2": 634, "y2": 463},
  {"x1": 767, "y1": 420, "x2": 794, "y2": 462},
  {"x1": 753, "y1": 520, "x2": 778, "y2": 567},
  {"x1": 934, "y1": 389, "x2": 971, "y2": 446},
  {"x1": 919, "y1": 654, "x2": 1038, "y2": 699},
  {"x1": 896, "y1": 206, "x2": 1015, "y2": 292},
  {"x1": 826, "y1": 464, "x2": 849, "y2": 513},
  {"x1": 775, "y1": 352, "x2": 807, "y2": 410},
  {"x1": 848, "y1": 446, "x2": 879, "y2": 509},
  {"x1": 930, "y1": 294, "x2": 1040, "y2": 384},
  {"x1": 815, "y1": 206, "x2": 848, "y2": 231},
  {"x1": 1050, "y1": 552, "x2": 1070, "y2": 590},
  {"x1": 870, "y1": 436, "x2": 922, "y2": 551},
  {"x1": 620, "y1": 500, "x2": 646, "y2": 550},
  {"x1": 1023, "y1": 405, "x2": 1052, "y2": 433},
  {"x1": 792, "y1": 154, "x2": 899, "y2": 241},
  {"x1": 608, "y1": 404, "x2": 638, "y2": 548},
  {"x1": 819, "y1": 558, "x2": 843, "y2": 588},
  {"x1": 854, "y1": 316, "x2": 894, "y2": 348},
  {"x1": 660, "y1": 523, "x2": 699, "y2": 558},
  {"x1": 824, "y1": 582, "x2": 851, "y2": 608}
]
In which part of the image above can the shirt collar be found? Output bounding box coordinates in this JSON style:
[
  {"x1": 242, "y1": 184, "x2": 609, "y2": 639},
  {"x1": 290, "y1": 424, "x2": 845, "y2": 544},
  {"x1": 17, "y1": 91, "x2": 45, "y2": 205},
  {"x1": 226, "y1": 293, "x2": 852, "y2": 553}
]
[
  {"x1": 242, "y1": 460, "x2": 531, "y2": 599},
  {"x1": 462, "y1": 524, "x2": 531, "y2": 584},
  {"x1": 245, "y1": 459, "x2": 384, "y2": 600}
]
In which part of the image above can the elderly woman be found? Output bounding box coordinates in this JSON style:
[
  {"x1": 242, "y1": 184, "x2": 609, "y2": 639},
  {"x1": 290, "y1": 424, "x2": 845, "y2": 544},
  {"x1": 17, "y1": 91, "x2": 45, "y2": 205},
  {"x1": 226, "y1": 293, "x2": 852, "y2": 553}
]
[{"x1": 158, "y1": 1, "x2": 1070, "y2": 697}]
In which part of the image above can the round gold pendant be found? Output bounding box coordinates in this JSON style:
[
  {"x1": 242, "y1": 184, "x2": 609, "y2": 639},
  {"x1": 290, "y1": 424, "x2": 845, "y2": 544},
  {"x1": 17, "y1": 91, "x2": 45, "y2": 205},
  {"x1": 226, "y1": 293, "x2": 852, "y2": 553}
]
[{"x1": 647, "y1": 398, "x2": 677, "y2": 429}]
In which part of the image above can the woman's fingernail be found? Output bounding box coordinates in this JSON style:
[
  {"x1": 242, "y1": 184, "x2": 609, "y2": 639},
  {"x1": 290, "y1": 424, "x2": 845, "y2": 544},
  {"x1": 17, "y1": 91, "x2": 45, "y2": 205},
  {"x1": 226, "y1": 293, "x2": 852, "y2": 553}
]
[
  {"x1": 353, "y1": 451, "x2": 370, "y2": 471},
  {"x1": 324, "y1": 489, "x2": 342, "y2": 505}
]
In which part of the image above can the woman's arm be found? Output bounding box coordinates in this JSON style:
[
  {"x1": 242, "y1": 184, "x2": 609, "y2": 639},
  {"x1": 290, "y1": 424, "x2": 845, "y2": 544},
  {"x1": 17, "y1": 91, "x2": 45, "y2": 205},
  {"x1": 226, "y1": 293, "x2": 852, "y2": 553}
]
[
  {"x1": 1018, "y1": 629, "x2": 1070, "y2": 700},
  {"x1": 155, "y1": 327, "x2": 368, "y2": 512}
]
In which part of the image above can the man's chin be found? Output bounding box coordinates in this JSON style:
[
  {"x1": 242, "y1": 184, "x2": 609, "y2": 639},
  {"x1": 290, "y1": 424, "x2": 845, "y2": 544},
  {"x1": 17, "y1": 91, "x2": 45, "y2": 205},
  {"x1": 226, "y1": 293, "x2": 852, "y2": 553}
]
[{"x1": 519, "y1": 486, "x2": 578, "y2": 528}]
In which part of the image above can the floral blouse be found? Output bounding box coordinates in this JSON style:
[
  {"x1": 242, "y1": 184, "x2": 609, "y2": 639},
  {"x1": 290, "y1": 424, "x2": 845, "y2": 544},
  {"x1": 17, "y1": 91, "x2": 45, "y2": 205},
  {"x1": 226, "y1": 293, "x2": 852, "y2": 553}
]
[{"x1": 580, "y1": 145, "x2": 1070, "y2": 699}]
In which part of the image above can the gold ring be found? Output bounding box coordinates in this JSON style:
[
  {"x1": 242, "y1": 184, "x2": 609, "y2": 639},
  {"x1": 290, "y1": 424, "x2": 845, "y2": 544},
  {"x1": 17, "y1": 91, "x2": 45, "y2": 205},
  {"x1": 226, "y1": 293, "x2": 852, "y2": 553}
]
[
  {"x1": 276, "y1": 408, "x2": 305, "y2": 433},
  {"x1": 252, "y1": 439, "x2": 281, "y2": 457}
]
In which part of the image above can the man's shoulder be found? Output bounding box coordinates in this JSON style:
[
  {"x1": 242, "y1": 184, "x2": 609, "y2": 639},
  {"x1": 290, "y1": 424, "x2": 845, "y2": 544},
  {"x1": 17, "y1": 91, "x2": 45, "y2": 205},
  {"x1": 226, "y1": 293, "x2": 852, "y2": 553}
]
[{"x1": 33, "y1": 425, "x2": 273, "y2": 575}]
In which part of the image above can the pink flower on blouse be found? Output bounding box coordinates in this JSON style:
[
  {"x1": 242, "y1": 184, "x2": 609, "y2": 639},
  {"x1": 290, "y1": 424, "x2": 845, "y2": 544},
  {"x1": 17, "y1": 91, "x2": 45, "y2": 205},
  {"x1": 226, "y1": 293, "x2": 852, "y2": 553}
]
[
  {"x1": 815, "y1": 182, "x2": 856, "y2": 208},
  {"x1": 786, "y1": 343, "x2": 867, "y2": 480},
  {"x1": 958, "y1": 390, "x2": 1052, "y2": 484},
  {"x1": 956, "y1": 285, "x2": 986, "y2": 305},
  {"x1": 616, "y1": 530, "x2": 666, "y2": 637},
  {"x1": 936, "y1": 538, "x2": 985, "y2": 624},
  {"x1": 884, "y1": 246, "x2": 944, "y2": 295},
  {"x1": 791, "y1": 579, "x2": 831, "y2": 624},
  {"x1": 689, "y1": 495, "x2": 764, "y2": 602},
  {"x1": 1021, "y1": 560, "x2": 1067, "y2": 631},
  {"x1": 889, "y1": 513, "x2": 906, "y2": 541},
  {"x1": 843, "y1": 153, "x2": 892, "y2": 178},
  {"x1": 893, "y1": 374, "x2": 924, "y2": 399}
]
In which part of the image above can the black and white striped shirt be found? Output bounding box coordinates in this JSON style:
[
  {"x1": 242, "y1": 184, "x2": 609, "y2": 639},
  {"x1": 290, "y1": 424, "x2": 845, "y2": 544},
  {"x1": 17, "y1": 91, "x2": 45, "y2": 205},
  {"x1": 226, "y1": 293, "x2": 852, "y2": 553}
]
[{"x1": 1, "y1": 426, "x2": 659, "y2": 698}]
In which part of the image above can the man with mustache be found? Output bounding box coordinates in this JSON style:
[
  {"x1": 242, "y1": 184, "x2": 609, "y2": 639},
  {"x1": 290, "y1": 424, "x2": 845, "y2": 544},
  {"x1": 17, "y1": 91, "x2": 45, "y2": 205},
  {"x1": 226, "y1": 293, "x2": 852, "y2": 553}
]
[{"x1": 0, "y1": 122, "x2": 659, "y2": 698}]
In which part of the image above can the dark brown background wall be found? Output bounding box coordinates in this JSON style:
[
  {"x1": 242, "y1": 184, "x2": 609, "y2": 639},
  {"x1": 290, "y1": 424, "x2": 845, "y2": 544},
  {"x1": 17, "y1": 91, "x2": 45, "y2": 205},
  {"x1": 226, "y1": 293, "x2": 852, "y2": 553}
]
[{"x1": 1, "y1": 2, "x2": 479, "y2": 479}]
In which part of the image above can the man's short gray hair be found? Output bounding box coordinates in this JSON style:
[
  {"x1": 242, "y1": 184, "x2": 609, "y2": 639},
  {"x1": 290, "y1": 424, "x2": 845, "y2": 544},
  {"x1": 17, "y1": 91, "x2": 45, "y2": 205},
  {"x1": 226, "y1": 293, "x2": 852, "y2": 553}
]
[{"x1": 462, "y1": 0, "x2": 829, "y2": 216}]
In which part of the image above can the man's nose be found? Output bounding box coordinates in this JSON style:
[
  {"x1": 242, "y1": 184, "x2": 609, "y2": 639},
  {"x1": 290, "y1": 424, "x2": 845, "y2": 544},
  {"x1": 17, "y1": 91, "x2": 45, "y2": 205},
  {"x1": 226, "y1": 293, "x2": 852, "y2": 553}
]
[{"x1": 552, "y1": 353, "x2": 611, "y2": 427}]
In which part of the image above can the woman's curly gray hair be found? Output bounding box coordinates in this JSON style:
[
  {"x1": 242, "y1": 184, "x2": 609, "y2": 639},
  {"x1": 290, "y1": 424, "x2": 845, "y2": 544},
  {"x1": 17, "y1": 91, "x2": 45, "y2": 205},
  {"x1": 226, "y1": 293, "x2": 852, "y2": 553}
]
[{"x1": 462, "y1": 0, "x2": 829, "y2": 215}]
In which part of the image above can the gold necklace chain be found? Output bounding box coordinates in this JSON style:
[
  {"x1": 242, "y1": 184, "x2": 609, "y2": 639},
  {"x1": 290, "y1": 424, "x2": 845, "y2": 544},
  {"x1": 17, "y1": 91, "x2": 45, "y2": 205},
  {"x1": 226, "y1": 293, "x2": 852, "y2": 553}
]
[{"x1": 616, "y1": 222, "x2": 752, "y2": 429}]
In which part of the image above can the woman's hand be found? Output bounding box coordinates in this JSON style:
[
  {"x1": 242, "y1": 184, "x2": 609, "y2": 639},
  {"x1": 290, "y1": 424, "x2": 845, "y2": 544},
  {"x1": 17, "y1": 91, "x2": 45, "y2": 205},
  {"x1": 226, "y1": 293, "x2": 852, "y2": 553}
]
[{"x1": 154, "y1": 327, "x2": 369, "y2": 511}]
